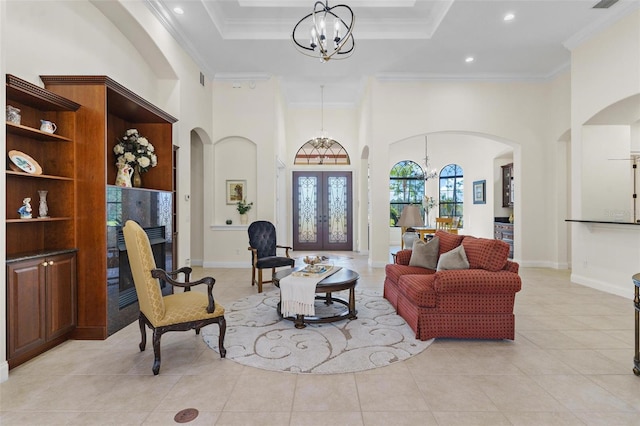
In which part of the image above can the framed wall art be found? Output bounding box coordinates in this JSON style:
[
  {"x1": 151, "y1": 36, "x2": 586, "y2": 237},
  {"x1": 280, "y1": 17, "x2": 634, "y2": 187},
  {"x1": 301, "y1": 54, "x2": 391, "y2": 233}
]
[
  {"x1": 226, "y1": 180, "x2": 246, "y2": 204},
  {"x1": 473, "y1": 180, "x2": 486, "y2": 204}
]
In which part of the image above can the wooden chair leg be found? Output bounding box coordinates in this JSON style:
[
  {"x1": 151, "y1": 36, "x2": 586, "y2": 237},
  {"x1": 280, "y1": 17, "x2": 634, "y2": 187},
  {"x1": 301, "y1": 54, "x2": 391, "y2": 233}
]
[
  {"x1": 251, "y1": 265, "x2": 256, "y2": 286},
  {"x1": 138, "y1": 315, "x2": 146, "y2": 352},
  {"x1": 258, "y1": 269, "x2": 263, "y2": 293},
  {"x1": 152, "y1": 328, "x2": 162, "y2": 375},
  {"x1": 218, "y1": 316, "x2": 227, "y2": 358}
]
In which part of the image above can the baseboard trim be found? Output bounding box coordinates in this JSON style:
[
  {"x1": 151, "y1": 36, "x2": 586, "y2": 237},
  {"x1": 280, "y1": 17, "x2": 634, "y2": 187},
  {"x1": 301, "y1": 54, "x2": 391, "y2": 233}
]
[
  {"x1": 0, "y1": 360, "x2": 8, "y2": 383},
  {"x1": 571, "y1": 273, "x2": 633, "y2": 300}
]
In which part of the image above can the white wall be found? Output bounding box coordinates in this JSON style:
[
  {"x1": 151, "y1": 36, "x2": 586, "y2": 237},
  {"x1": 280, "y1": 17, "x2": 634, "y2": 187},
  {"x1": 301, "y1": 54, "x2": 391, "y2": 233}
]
[
  {"x1": 190, "y1": 130, "x2": 205, "y2": 266},
  {"x1": 205, "y1": 79, "x2": 280, "y2": 267},
  {"x1": 387, "y1": 133, "x2": 513, "y2": 246},
  {"x1": 365, "y1": 79, "x2": 566, "y2": 267},
  {"x1": 570, "y1": 10, "x2": 640, "y2": 298}
]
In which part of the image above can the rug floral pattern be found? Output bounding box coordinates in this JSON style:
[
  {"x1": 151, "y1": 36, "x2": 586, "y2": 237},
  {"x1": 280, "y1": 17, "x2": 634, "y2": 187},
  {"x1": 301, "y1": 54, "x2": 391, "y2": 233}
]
[{"x1": 202, "y1": 289, "x2": 433, "y2": 374}]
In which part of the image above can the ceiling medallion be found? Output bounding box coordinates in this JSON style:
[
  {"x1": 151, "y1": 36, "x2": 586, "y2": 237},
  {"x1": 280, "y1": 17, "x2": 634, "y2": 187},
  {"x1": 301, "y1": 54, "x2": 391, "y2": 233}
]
[{"x1": 292, "y1": 1, "x2": 355, "y2": 62}]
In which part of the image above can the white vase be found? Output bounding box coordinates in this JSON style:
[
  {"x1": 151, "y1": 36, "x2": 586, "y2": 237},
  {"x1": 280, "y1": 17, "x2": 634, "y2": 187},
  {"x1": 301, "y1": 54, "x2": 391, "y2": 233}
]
[
  {"x1": 38, "y1": 190, "x2": 49, "y2": 218},
  {"x1": 240, "y1": 213, "x2": 248, "y2": 224}
]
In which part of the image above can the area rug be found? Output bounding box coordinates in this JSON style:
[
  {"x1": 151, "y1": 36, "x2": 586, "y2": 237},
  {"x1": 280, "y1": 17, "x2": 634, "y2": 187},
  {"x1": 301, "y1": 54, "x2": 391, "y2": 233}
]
[{"x1": 201, "y1": 288, "x2": 433, "y2": 374}]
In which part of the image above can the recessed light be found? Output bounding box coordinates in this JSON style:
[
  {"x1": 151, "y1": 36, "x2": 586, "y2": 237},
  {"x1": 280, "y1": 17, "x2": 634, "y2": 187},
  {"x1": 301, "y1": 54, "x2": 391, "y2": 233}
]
[
  {"x1": 465, "y1": 56, "x2": 474, "y2": 63},
  {"x1": 504, "y1": 12, "x2": 515, "y2": 21},
  {"x1": 173, "y1": 7, "x2": 184, "y2": 15}
]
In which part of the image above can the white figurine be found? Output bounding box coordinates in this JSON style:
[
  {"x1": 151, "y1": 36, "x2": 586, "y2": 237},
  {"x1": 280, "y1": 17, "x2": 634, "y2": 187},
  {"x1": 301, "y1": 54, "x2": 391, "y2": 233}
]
[{"x1": 18, "y1": 197, "x2": 32, "y2": 219}]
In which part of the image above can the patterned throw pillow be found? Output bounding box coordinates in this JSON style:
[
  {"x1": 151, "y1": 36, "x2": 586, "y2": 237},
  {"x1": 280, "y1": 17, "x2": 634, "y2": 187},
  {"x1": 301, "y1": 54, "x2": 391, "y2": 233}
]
[
  {"x1": 461, "y1": 236, "x2": 510, "y2": 272},
  {"x1": 434, "y1": 230, "x2": 464, "y2": 256},
  {"x1": 436, "y1": 244, "x2": 470, "y2": 271},
  {"x1": 409, "y1": 236, "x2": 440, "y2": 270}
]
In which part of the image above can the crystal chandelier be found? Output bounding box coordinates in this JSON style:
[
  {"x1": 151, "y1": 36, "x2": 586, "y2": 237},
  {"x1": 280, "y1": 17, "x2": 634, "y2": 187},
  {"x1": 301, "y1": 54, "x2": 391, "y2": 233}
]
[
  {"x1": 308, "y1": 85, "x2": 335, "y2": 150},
  {"x1": 292, "y1": 1, "x2": 355, "y2": 62},
  {"x1": 424, "y1": 136, "x2": 438, "y2": 180}
]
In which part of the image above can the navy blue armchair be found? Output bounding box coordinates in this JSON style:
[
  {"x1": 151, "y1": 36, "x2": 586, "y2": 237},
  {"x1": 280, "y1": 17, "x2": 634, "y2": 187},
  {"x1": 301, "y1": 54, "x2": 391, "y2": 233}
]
[{"x1": 248, "y1": 221, "x2": 294, "y2": 292}]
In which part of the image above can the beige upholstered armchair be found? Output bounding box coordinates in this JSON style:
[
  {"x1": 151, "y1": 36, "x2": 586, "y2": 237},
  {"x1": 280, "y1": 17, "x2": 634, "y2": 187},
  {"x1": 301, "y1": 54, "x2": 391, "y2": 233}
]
[{"x1": 123, "y1": 220, "x2": 226, "y2": 375}]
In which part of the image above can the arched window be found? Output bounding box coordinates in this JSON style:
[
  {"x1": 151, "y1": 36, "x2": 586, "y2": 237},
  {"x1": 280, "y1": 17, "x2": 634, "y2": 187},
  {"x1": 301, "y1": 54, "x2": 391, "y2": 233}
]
[
  {"x1": 294, "y1": 140, "x2": 350, "y2": 165},
  {"x1": 439, "y1": 164, "x2": 463, "y2": 226},
  {"x1": 389, "y1": 161, "x2": 424, "y2": 226}
]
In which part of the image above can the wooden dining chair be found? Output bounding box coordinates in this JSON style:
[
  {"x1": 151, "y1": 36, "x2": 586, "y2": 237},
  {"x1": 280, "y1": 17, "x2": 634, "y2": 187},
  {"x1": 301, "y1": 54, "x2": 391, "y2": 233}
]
[{"x1": 435, "y1": 217, "x2": 454, "y2": 231}]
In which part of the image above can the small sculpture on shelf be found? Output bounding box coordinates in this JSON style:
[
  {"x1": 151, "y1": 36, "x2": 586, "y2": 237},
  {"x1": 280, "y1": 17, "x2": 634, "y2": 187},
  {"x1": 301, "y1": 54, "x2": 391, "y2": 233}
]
[
  {"x1": 38, "y1": 190, "x2": 49, "y2": 218},
  {"x1": 18, "y1": 197, "x2": 32, "y2": 219},
  {"x1": 6, "y1": 105, "x2": 21, "y2": 124}
]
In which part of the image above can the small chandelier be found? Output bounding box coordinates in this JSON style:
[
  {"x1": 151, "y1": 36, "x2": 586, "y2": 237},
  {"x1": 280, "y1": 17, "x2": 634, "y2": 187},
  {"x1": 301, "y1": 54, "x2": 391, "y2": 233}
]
[
  {"x1": 424, "y1": 136, "x2": 438, "y2": 180},
  {"x1": 292, "y1": 1, "x2": 355, "y2": 62},
  {"x1": 308, "y1": 85, "x2": 336, "y2": 150}
]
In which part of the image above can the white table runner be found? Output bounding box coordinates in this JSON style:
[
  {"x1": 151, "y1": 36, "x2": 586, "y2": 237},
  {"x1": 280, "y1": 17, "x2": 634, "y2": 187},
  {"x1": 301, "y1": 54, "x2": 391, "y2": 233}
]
[{"x1": 280, "y1": 265, "x2": 341, "y2": 317}]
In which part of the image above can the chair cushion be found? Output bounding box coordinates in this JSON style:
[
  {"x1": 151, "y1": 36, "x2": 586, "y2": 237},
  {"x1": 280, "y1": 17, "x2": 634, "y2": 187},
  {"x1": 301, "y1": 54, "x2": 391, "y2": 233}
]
[
  {"x1": 436, "y1": 245, "x2": 470, "y2": 271},
  {"x1": 256, "y1": 256, "x2": 295, "y2": 269},
  {"x1": 155, "y1": 291, "x2": 225, "y2": 327},
  {"x1": 461, "y1": 236, "x2": 510, "y2": 272},
  {"x1": 409, "y1": 236, "x2": 440, "y2": 270},
  {"x1": 435, "y1": 230, "x2": 464, "y2": 256}
]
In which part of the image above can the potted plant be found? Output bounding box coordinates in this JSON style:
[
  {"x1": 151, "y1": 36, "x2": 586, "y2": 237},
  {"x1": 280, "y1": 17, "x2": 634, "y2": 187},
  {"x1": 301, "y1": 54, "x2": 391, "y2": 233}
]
[{"x1": 236, "y1": 199, "x2": 253, "y2": 224}]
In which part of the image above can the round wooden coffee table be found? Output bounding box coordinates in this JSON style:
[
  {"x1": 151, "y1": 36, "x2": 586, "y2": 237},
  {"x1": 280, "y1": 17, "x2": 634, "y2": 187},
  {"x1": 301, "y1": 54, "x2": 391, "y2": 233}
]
[{"x1": 273, "y1": 267, "x2": 359, "y2": 329}]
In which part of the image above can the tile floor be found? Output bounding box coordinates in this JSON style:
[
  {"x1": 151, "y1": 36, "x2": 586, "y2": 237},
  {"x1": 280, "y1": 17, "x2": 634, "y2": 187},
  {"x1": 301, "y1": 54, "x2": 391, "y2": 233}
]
[{"x1": 1, "y1": 250, "x2": 640, "y2": 425}]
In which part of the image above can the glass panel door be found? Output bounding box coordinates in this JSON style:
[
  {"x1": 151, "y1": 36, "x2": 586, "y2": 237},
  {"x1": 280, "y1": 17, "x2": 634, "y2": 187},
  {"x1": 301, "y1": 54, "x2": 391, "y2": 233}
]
[{"x1": 293, "y1": 171, "x2": 352, "y2": 251}]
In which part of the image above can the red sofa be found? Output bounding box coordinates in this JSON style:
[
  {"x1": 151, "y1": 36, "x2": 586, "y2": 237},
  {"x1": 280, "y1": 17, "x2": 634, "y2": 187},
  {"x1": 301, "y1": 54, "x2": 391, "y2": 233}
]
[{"x1": 384, "y1": 230, "x2": 522, "y2": 341}]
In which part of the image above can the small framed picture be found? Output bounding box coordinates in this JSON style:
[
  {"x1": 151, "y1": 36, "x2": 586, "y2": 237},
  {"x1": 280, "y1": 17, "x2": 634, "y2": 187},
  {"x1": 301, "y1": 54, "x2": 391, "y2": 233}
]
[
  {"x1": 473, "y1": 180, "x2": 486, "y2": 204},
  {"x1": 226, "y1": 180, "x2": 246, "y2": 204}
]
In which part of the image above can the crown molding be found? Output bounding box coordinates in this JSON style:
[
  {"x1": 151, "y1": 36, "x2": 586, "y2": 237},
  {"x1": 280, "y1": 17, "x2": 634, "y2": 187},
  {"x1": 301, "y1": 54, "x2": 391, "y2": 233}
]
[
  {"x1": 563, "y1": 0, "x2": 640, "y2": 50},
  {"x1": 144, "y1": 0, "x2": 216, "y2": 79}
]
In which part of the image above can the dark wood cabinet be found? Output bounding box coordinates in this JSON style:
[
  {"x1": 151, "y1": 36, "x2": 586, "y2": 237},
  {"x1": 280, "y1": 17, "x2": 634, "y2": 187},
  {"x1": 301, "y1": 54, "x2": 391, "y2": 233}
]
[
  {"x1": 494, "y1": 222, "x2": 514, "y2": 259},
  {"x1": 5, "y1": 75, "x2": 80, "y2": 368},
  {"x1": 7, "y1": 251, "x2": 77, "y2": 368},
  {"x1": 502, "y1": 163, "x2": 514, "y2": 207},
  {"x1": 41, "y1": 76, "x2": 177, "y2": 338}
]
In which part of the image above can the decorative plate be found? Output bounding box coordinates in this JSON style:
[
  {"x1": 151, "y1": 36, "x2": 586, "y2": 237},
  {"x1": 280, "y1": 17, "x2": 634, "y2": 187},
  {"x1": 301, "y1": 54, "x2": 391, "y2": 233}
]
[{"x1": 8, "y1": 150, "x2": 42, "y2": 175}]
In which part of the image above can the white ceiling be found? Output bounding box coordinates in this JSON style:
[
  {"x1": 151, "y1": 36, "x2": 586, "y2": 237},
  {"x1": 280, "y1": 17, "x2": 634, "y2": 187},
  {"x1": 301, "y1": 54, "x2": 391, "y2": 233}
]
[{"x1": 145, "y1": 0, "x2": 640, "y2": 106}]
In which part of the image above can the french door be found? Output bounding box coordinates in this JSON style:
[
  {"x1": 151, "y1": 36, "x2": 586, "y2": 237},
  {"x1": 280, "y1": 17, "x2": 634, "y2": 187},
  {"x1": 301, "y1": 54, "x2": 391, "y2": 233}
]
[{"x1": 292, "y1": 171, "x2": 353, "y2": 251}]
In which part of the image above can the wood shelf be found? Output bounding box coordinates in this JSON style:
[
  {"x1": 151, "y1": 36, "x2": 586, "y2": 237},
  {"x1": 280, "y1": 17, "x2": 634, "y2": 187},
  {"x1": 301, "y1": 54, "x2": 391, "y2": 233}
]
[
  {"x1": 5, "y1": 74, "x2": 79, "y2": 369},
  {"x1": 6, "y1": 170, "x2": 74, "y2": 181},
  {"x1": 6, "y1": 122, "x2": 73, "y2": 141},
  {"x1": 7, "y1": 217, "x2": 73, "y2": 224}
]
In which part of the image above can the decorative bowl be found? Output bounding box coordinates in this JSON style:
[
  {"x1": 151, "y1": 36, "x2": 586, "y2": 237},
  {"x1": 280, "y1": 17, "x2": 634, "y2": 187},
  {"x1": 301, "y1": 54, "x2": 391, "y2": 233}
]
[{"x1": 303, "y1": 255, "x2": 322, "y2": 265}]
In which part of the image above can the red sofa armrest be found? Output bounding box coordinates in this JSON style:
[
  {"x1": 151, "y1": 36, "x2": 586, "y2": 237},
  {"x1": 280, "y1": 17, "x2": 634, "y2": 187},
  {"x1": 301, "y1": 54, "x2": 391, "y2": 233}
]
[
  {"x1": 393, "y1": 249, "x2": 413, "y2": 265},
  {"x1": 504, "y1": 260, "x2": 519, "y2": 274},
  {"x1": 434, "y1": 269, "x2": 522, "y2": 294}
]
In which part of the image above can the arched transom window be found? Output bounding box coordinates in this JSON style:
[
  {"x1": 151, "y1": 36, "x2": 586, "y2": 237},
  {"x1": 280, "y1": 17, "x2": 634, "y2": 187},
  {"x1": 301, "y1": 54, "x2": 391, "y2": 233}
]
[{"x1": 294, "y1": 139, "x2": 350, "y2": 165}]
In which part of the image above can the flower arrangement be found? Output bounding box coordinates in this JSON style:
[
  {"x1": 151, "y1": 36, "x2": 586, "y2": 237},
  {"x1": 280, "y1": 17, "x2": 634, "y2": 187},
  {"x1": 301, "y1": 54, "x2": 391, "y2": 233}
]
[
  {"x1": 113, "y1": 129, "x2": 157, "y2": 173},
  {"x1": 423, "y1": 196, "x2": 438, "y2": 212},
  {"x1": 236, "y1": 199, "x2": 253, "y2": 215}
]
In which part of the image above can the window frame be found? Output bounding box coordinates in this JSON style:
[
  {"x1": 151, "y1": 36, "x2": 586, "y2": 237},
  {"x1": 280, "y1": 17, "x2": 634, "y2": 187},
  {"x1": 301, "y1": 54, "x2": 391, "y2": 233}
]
[
  {"x1": 438, "y1": 164, "x2": 463, "y2": 226},
  {"x1": 389, "y1": 160, "x2": 425, "y2": 227}
]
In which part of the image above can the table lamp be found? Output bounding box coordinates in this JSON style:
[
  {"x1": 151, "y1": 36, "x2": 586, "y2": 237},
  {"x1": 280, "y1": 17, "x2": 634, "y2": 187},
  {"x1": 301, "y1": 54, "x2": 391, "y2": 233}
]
[{"x1": 397, "y1": 205, "x2": 424, "y2": 249}]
